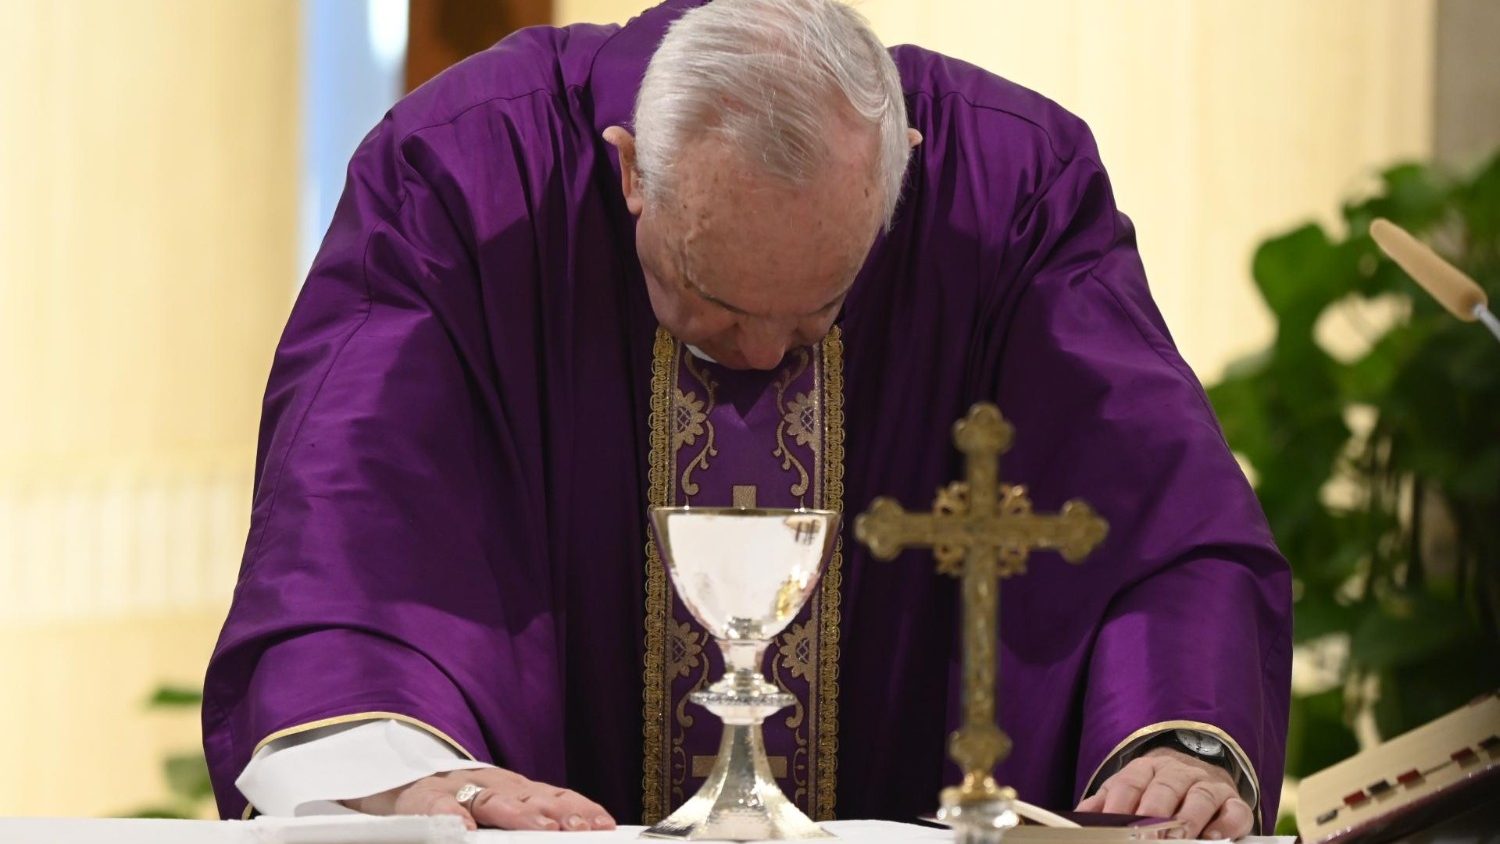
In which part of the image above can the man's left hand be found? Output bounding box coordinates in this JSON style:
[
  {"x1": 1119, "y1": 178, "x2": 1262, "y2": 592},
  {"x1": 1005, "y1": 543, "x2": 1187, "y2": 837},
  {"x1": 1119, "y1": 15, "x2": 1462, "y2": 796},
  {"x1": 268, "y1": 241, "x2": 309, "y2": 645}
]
[{"x1": 1075, "y1": 747, "x2": 1253, "y2": 840}]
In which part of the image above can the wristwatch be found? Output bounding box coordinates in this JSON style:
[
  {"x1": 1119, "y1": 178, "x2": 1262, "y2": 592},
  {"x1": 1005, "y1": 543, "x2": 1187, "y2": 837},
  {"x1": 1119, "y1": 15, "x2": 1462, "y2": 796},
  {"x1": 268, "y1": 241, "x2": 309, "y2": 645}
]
[
  {"x1": 1174, "y1": 728, "x2": 1225, "y2": 759},
  {"x1": 1148, "y1": 728, "x2": 1234, "y2": 774}
]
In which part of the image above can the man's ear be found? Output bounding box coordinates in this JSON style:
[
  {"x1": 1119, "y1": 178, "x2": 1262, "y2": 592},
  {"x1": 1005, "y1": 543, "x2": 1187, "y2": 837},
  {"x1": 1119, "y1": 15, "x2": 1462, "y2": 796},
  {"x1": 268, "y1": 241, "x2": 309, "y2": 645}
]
[
  {"x1": 603, "y1": 126, "x2": 645, "y2": 216},
  {"x1": 907, "y1": 128, "x2": 924, "y2": 148}
]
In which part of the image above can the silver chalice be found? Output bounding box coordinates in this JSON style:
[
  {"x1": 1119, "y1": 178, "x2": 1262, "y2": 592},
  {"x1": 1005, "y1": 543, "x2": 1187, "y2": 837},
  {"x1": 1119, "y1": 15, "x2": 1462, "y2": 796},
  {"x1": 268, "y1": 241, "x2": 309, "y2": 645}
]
[{"x1": 642, "y1": 506, "x2": 841, "y2": 841}]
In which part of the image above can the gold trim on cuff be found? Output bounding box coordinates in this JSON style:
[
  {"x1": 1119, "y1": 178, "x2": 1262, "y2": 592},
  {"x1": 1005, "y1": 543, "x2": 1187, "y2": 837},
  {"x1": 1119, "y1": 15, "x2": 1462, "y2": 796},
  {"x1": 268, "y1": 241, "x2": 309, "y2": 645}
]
[
  {"x1": 1082, "y1": 719, "x2": 1261, "y2": 832},
  {"x1": 239, "y1": 710, "x2": 479, "y2": 820}
]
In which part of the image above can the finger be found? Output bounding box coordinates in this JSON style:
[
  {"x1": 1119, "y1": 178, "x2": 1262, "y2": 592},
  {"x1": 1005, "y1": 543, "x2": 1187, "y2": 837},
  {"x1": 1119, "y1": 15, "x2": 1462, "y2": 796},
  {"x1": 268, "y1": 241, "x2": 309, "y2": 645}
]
[
  {"x1": 1202, "y1": 797, "x2": 1254, "y2": 841},
  {"x1": 1098, "y1": 760, "x2": 1157, "y2": 815},
  {"x1": 396, "y1": 786, "x2": 478, "y2": 832},
  {"x1": 1075, "y1": 792, "x2": 1105, "y2": 813},
  {"x1": 573, "y1": 793, "x2": 616, "y2": 830},
  {"x1": 471, "y1": 789, "x2": 561, "y2": 831},
  {"x1": 1100, "y1": 778, "x2": 1149, "y2": 815},
  {"x1": 1135, "y1": 781, "x2": 1184, "y2": 819},
  {"x1": 522, "y1": 788, "x2": 617, "y2": 831},
  {"x1": 1176, "y1": 781, "x2": 1235, "y2": 839},
  {"x1": 1135, "y1": 769, "x2": 1200, "y2": 818}
]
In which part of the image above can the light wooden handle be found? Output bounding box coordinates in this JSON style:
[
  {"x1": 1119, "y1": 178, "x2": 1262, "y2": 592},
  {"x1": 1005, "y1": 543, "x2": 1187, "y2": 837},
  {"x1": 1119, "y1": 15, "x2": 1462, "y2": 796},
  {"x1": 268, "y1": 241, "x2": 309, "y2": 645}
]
[{"x1": 1370, "y1": 218, "x2": 1487, "y2": 321}]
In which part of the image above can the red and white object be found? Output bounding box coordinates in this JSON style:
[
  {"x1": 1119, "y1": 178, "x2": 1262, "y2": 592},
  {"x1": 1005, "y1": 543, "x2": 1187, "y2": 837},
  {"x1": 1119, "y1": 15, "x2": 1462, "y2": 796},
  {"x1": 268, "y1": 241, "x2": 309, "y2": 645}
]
[{"x1": 1296, "y1": 692, "x2": 1500, "y2": 843}]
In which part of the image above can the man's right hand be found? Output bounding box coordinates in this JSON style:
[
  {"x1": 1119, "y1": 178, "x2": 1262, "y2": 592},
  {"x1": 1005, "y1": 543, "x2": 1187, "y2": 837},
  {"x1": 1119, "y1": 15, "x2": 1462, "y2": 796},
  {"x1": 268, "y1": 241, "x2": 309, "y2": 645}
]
[{"x1": 341, "y1": 768, "x2": 618, "y2": 832}]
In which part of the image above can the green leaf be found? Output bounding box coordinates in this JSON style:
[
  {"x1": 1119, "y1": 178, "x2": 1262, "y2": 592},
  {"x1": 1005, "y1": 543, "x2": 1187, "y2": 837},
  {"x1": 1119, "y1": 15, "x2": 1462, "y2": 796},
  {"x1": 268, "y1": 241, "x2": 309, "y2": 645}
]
[
  {"x1": 1349, "y1": 595, "x2": 1471, "y2": 671},
  {"x1": 1252, "y1": 224, "x2": 1345, "y2": 332},
  {"x1": 1343, "y1": 162, "x2": 1451, "y2": 234},
  {"x1": 1206, "y1": 374, "x2": 1275, "y2": 468},
  {"x1": 1292, "y1": 589, "x2": 1360, "y2": 644},
  {"x1": 1283, "y1": 689, "x2": 1359, "y2": 779},
  {"x1": 1275, "y1": 812, "x2": 1300, "y2": 836},
  {"x1": 164, "y1": 753, "x2": 214, "y2": 802},
  {"x1": 1373, "y1": 635, "x2": 1500, "y2": 739},
  {"x1": 1456, "y1": 152, "x2": 1500, "y2": 244},
  {"x1": 146, "y1": 685, "x2": 203, "y2": 709},
  {"x1": 1339, "y1": 321, "x2": 1428, "y2": 401}
]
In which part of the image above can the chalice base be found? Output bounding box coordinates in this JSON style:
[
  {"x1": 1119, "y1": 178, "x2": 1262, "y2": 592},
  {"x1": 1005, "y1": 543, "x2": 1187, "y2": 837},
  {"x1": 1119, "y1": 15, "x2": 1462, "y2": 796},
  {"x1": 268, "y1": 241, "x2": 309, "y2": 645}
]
[{"x1": 641, "y1": 714, "x2": 832, "y2": 841}]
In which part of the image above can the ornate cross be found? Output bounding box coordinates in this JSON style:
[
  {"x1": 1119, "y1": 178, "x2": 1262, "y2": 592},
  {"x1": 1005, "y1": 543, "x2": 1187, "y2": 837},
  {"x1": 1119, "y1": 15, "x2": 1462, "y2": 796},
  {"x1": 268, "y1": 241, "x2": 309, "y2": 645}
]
[{"x1": 854, "y1": 403, "x2": 1108, "y2": 810}]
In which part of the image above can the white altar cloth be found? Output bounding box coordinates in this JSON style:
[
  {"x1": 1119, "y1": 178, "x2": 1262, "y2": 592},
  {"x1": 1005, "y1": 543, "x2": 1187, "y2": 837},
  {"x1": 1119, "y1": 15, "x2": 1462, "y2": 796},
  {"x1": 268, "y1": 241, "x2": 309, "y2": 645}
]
[{"x1": 0, "y1": 817, "x2": 1295, "y2": 844}]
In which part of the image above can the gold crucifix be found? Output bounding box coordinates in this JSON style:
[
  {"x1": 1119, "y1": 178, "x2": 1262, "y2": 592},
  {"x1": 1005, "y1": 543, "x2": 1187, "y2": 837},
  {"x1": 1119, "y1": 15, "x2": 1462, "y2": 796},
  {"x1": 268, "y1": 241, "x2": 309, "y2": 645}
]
[{"x1": 853, "y1": 403, "x2": 1108, "y2": 814}]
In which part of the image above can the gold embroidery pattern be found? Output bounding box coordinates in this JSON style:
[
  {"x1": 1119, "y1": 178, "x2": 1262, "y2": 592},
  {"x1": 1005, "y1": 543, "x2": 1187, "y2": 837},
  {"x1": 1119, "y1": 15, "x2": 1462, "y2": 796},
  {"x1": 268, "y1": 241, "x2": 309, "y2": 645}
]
[
  {"x1": 772, "y1": 349, "x2": 812, "y2": 498},
  {"x1": 666, "y1": 620, "x2": 704, "y2": 679},
  {"x1": 785, "y1": 392, "x2": 820, "y2": 450},
  {"x1": 680, "y1": 354, "x2": 719, "y2": 496},
  {"x1": 672, "y1": 388, "x2": 707, "y2": 450},
  {"x1": 670, "y1": 652, "x2": 712, "y2": 805},
  {"x1": 814, "y1": 327, "x2": 845, "y2": 820},
  {"x1": 668, "y1": 353, "x2": 716, "y2": 802},
  {"x1": 778, "y1": 621, "x2": 815, "y2": 681},
  {"x1": 770, "y1": 623, "x2": 812, "y2": 805},
  {"x1": 641, "y1": 329, "x2": 677, "y2": 824},
  {"x1": 766, "y1": 342, "x2": 824, "y2": 811}
]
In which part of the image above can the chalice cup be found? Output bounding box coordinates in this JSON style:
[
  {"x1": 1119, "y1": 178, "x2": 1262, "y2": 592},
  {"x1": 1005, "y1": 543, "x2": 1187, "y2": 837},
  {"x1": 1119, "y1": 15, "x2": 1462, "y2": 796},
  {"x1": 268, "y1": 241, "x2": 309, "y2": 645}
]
[{"x1": 642, "y1": 506, "x2": 841, "y2": 841}]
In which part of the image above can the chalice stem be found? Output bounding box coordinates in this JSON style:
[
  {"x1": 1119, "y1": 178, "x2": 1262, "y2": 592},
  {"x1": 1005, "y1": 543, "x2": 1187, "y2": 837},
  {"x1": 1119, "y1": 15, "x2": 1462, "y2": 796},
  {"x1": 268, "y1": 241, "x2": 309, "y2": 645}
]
[{"x1": 697, "y1": 722, "x2": 784, "y2": 816}]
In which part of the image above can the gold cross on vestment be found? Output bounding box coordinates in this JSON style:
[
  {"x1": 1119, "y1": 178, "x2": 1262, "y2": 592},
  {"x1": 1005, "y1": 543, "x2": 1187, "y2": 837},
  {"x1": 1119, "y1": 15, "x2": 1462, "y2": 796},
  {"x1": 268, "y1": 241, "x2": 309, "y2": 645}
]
[{"x1": 853, "y1": 403, "x2": 1108, "y2": 807}]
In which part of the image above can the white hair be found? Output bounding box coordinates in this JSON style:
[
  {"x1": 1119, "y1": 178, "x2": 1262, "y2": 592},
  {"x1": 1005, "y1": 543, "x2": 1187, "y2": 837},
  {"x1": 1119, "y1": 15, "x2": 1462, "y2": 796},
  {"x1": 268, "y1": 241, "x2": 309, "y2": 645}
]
[{"x1": 631, "y1": 0, "x2": 911, "y2": 228}]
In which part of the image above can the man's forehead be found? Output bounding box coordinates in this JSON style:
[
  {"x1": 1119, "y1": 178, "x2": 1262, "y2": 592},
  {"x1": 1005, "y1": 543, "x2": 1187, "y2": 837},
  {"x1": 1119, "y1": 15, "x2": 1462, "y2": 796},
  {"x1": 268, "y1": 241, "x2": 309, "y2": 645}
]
[
  {"x1": 675, "y1": 218, "x2": 866, "y2": 317},
  {"x1": 659, "y1": 135, "x2": 880, "y2": 313},
  {"x1": 669, "y1": 132, "x2": 879, "y2": 224}
]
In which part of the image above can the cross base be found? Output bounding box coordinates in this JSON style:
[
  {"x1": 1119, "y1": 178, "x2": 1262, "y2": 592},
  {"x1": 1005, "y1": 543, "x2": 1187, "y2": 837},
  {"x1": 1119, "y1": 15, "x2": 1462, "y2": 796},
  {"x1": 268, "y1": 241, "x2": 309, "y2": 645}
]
[{"x1": 937, "y1": 783, "x2": 1020, "y2": 844}]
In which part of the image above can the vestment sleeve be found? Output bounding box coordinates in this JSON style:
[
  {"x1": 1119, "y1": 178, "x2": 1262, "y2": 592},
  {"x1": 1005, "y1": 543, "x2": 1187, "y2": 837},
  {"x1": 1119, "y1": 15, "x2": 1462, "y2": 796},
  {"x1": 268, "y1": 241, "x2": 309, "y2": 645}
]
[
  {"x1": 203, "y1": 114, "x2": 566, "y2": 819},
  {"x1": 987, "y1": 131, "x2": 1293, "y2": 832}
]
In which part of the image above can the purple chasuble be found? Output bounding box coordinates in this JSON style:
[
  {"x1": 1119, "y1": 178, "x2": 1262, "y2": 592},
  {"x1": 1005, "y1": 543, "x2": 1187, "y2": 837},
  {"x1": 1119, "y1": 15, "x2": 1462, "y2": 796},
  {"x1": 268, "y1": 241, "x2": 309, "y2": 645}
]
[{"x1": 203, "y1": 0, "x2": 1293, "y2": 831}]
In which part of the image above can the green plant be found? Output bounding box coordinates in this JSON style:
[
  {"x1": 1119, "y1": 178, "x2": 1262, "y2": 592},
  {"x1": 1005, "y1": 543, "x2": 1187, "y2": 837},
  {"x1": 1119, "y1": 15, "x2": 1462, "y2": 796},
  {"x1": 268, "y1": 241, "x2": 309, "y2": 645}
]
[
  {"x1": 122, "y1": 684, "x2": 214, "y2": 819},
  {"x1": 1207, "y1": 151, "x2": 1500, "y2": 820}
]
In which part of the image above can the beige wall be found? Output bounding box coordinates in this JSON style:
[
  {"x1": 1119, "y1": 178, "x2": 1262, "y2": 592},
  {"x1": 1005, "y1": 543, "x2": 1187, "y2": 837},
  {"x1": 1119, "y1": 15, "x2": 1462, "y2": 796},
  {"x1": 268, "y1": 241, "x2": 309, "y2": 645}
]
[
  {"x1": 557, "y1": 0, "x2": 1435, "y2": 381},
  {"x1": 0, "y1": 614, "x2": 229, "y2": 816},
  {"x1": 0, "y1": 0, "x2": 298, "y2": 816}
]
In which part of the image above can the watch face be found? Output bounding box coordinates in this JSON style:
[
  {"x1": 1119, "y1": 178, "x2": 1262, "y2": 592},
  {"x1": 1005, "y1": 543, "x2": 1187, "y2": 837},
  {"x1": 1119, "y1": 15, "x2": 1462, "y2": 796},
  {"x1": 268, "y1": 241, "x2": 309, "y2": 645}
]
[{"x1": 1175, "y1": 729, "x2": 1225, "y2": 758}]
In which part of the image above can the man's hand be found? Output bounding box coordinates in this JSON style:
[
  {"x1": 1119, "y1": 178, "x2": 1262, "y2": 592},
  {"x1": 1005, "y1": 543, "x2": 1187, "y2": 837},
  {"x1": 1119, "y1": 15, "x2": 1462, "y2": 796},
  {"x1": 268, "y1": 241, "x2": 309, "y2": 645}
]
[
  {"x1": 342, "y1": 768, "x2": 617, "y2": 832},
  {"x1": 1075, "y1": 748, "x2": 1253, "y2": 840}
]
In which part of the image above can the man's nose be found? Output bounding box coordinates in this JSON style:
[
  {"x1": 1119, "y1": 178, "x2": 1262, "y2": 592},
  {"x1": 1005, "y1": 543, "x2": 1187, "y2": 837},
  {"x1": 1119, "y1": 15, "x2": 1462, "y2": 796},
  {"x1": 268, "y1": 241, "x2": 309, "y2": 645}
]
[{"x1": 737, "y1": 322, "x2": 792, "y2": 370}]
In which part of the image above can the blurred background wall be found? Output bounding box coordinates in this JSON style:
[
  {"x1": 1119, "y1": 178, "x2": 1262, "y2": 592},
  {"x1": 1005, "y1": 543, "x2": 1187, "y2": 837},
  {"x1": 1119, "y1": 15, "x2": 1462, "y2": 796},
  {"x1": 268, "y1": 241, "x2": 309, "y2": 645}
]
[
  {"x1": 0, "y1": 0, "x2": 299, "y2": 816},
  {"x1": 0, "y1": 0, "x2": 1489, "y2": 820}
]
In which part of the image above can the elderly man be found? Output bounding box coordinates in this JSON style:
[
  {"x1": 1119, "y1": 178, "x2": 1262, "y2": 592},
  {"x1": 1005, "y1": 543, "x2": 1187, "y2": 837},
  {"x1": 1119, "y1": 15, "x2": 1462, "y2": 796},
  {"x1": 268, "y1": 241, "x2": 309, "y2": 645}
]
[{"x1": 203, "y1": 0, "x2": 1291, "y2": 839}]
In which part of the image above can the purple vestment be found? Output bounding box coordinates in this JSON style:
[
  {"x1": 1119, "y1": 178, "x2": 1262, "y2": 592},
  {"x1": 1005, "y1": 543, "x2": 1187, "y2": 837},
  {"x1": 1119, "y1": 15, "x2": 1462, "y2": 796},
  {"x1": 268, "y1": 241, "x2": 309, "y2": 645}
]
[{"x1": 204, "y1": 0, "x2": 1292, "y2": 829}]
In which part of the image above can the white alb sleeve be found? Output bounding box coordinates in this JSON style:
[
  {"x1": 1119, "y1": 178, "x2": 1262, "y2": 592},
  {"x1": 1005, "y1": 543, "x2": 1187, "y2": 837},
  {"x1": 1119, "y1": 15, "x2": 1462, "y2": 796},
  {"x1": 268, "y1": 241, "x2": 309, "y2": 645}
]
[{"x1": 235, "y1": 719, "x2": 494, "y2": 816}]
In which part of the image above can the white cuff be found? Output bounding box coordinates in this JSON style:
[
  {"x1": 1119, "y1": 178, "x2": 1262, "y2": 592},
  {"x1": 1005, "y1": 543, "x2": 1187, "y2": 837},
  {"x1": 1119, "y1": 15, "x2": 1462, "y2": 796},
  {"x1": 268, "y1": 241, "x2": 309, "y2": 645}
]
[{"x1": 236, "y1": 719, "x2": 494, "y2": 816}]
